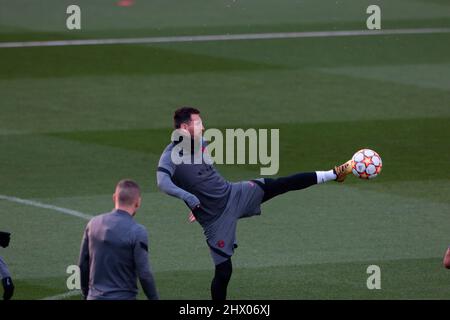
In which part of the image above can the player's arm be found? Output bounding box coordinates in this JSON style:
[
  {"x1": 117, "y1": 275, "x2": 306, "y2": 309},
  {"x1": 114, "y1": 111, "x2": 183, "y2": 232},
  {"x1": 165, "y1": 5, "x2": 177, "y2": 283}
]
[
  {"x1": 78, "y1": 223, "x2": 90, "y2": 299},
  {"x1": 133, "y1": 226, "x2": 159, "y2": 300},
  {"x1": 157, "y1": 171, "x2": 200, "y2": 209},
  {"x1": 444, "y1": 247, "x2": 450, "y2": 269},
  {"x1": 0, "y1": 256, "x2": 14, "y2": 300},
  {"x1": 156, "y1": 150, "x2": 200, "y2": 210}
]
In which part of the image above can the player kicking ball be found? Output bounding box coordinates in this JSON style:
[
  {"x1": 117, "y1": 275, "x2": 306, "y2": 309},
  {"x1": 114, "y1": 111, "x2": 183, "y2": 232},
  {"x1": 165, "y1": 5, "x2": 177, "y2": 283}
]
[{"x1": 156, "y1": 107, "x2": 381, "y2": 300}]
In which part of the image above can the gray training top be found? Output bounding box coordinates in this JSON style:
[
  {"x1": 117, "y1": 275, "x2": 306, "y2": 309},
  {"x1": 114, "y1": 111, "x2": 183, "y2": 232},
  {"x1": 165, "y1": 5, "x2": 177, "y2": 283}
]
[
  {"x1": 157, "y1": 139, "x2": 232, "y2": 226},
  {"x1": 0, "y1": 256, "x2": 11, "y2": 279},
  {"x1": 78, "y1": 209, "x2": 159, "y2": 300}
]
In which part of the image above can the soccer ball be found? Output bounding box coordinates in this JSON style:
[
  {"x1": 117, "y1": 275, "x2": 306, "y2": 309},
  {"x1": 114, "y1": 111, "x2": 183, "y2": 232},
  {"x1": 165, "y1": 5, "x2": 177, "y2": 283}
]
[{"x1": 351, "y1": 149, "x2": 382, "y2": 179}]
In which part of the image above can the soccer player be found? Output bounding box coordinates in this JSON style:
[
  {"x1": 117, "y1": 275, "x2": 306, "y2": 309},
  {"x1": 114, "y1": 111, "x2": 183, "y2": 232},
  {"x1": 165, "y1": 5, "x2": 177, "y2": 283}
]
[
  {"x1": 116, "y1": 0, "x2": 134, "y2": 7},
  {"x1": 78, "y1": 179, "x2": 159, "y2": 300},
  {"x1": 443, "y1": 247, "x2": 450, "y2": 269},
  {"x1": 0, "y1": 231, "x2": 14, "y2": 300},
  {"x1": 156, "y1": 107, "x2": 353, "y2": 300}
]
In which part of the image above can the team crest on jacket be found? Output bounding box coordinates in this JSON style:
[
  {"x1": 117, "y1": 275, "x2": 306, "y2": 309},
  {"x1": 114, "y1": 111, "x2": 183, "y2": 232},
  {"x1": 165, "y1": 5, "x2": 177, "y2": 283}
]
[{"x1": 217, "y1": 240, "x2": 225, "y2": 248}]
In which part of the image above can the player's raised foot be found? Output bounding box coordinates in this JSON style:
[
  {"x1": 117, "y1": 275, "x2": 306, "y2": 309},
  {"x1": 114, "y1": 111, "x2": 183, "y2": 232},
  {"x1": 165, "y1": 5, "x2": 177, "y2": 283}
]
[{"x1": 334, "y1": 160, "x2": 353, "y2": 182}]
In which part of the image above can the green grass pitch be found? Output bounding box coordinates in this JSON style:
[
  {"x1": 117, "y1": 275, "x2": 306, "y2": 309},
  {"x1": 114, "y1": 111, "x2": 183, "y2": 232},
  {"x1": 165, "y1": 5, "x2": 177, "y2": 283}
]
[{"x1": 0, "y1": 0, "x2": 449, "y2": 299}]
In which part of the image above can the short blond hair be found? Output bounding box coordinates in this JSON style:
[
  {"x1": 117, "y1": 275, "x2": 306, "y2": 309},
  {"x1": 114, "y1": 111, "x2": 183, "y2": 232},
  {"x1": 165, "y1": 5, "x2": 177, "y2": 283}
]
[{"x1": 116, "y1": 179, "x2": 141, "y2": 205}]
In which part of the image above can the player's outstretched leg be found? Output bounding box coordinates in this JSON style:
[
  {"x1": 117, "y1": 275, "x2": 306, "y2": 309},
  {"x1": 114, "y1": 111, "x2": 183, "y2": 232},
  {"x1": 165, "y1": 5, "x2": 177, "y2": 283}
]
[
  {"x1": 211, "y1": 259, "x2": 232, "y2": 300},
  {"x1": 254, "y1": 160, "x2": 353, "y2": 203}
]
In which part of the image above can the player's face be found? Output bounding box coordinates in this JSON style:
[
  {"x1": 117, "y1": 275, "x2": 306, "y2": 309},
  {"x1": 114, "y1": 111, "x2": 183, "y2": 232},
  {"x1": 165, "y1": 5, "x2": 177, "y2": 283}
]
[{"x1": 187, "y1": 114, "x2": 204, "y2": 138}]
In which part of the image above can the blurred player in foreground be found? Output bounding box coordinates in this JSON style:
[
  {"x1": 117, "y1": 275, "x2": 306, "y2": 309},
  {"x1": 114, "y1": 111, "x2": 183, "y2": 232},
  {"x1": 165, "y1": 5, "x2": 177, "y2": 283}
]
[
  {"x1": 443, "y1": 247, "x2": 450, "y2": 269},
  {"x1": 78, "y1": 179, "x2": 159, "y2": 300},
  {"x1": 0, "y1": 231, "x2": 14, "y2": 300}
]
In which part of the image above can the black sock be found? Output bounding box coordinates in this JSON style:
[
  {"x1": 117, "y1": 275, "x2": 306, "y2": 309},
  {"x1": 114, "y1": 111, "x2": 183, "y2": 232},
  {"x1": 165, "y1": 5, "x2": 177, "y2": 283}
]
[
  {"x1": 254, "y1": 172, "x2": 317, "y2": 203},
  {"x1": 211, "y1": 259, "x2": 232, "y2": 300}
]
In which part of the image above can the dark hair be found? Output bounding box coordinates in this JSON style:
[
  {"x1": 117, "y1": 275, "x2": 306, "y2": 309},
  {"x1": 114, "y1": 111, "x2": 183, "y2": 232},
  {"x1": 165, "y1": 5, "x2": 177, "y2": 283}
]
[
  {"x1": 115, "y1": 179, "x2": 141, "y2": 206},
  {"x1": 173, "y1": 107, "x2": 200, "y2": 129}
]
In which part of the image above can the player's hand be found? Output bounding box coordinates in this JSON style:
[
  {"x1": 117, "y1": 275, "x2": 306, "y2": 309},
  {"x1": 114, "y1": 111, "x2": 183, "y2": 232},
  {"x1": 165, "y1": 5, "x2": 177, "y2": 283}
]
[
  {"x1": 188, "y1": 211, "x2": 197, "y2": 223},
  {"x1": 188, "y1": 205, "x2": 202, "y2": 223},
  {"x1": 2, "y1": 277, "x2": 14, "y2": 300},
  {"x1": 0, "y1": 231, "x2": 11, "y2": 248}
]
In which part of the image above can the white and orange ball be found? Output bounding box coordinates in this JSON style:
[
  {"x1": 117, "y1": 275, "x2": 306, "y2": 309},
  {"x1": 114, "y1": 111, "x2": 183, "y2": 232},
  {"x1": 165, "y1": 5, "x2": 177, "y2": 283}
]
[{"x1": 351, "y1": 149, "x2": 382, "y2": 179}]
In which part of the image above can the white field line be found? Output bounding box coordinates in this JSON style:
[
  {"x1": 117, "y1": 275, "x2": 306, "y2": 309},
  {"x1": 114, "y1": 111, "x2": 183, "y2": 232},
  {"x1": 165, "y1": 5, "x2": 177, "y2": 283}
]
[
  {"x1": 41, "y1": 290, "x2": 82, "y2": 300},
  {"x1": 0, "y1": 28, "x2": 449, "y2": 48},
  {"x1": 0, "y1": 194, "x2": 92, "y2": 300},
  {"x1": 0, "y1": 194, "x2": 93, "y2": 220}
]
